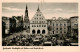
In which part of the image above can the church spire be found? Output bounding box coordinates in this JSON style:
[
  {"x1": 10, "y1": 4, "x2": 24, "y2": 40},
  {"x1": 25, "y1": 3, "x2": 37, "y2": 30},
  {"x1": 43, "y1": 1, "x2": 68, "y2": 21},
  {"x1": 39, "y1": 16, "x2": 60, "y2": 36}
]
[
  {"x1": 26, "y1": 4, "x2": 28, "y2": 9},
  {"x1": 25, "y1": 4, "x2": 28, "y2": 17},
  {"x1": 37, "y1": 5, "x2": 40, "y2": 11}
]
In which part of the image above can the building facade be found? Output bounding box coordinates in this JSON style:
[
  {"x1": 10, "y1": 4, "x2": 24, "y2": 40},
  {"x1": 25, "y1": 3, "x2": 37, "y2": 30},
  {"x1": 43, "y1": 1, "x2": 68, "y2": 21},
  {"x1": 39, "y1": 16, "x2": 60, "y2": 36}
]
[
  {"x1": 9, "y1": 16, "x2": 16, "y2": 33},
  {"x1": 47, "y1": 17, "x2": 68, "y2": 36},
  {"x1": 2, "y1": 16, "x2": 10, "y2": 34},
  {"x1": 70, "y1": 16, "x2": 78, "y2": 37},
  {"x1": 30, "y1": 6, "x2": 48, "y2": 35},
  {"x1": 14, "y1": 16, "x2": 23, "y2": 32},
  {"x1": 9, "y1": 16, "x2": 23, "y2": 33}
]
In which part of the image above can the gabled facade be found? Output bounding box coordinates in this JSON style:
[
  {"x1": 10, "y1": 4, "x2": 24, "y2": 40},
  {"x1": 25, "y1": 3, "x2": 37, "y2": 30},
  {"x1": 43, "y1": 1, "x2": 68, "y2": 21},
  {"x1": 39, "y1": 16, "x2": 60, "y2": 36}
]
[{"x1": 30, "y1": 6, "x2": 48, "y2": 35}]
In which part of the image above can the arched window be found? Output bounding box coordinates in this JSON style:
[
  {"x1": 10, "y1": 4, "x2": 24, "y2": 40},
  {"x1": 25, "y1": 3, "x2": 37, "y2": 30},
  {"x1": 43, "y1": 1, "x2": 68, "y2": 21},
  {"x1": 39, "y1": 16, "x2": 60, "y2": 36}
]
[
  {"x1": 42, "y1": 30, "x2": 45, "y2": 34},
  {"x1": 37, "y1": 29, "x2": 40, "y2": 34},
  {"x1": 32, "y1": 29, "x2": 35, "y2": 34}
]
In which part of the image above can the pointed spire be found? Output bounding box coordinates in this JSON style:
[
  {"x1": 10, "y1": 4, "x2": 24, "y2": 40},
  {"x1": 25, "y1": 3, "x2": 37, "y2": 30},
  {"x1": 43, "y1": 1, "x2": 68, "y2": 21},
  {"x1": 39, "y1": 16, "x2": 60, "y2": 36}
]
[
  {"x1": 37, "y1": 5, "x2": 40, "y2": 11},
  {"x1": 26, "y1": 4, "x2": 27, "y2": 9}
]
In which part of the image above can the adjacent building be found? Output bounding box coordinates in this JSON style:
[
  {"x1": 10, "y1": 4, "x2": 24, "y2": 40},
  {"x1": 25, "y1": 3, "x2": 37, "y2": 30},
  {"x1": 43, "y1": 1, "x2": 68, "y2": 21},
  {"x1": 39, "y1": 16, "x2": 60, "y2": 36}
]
[
  {"x1": 47, "y1": 17, "x2": 68, "y2": 36},
  {"x1": 9, "y1": 16, "x2": 16, "y2": 33},
  {"x1": 9, "y1": 16, "x2": 23, "y2": 33},
  {"x1": 15, "y1": 16, "x2": 23, "y2": 32},
  {"x1": 2, "y1": 16, "x2": 10, "y2": 34},
  {"x1": 70, "y1": 16, "x2": 78, "y2": 37}
]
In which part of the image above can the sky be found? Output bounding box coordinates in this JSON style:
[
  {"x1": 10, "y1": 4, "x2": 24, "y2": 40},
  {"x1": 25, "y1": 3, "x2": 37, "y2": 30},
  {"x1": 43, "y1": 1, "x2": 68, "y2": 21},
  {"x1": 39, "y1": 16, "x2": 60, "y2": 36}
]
[{"x1": 2, "y1": 3, "x2": 78, "y2": 20}]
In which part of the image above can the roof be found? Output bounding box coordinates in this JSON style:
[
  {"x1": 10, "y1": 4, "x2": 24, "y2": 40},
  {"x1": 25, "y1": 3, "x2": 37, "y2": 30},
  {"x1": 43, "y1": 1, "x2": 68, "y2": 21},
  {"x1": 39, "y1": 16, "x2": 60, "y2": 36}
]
[{"x1": 70, "y1": 16, "x2": 78, "y2": 18}]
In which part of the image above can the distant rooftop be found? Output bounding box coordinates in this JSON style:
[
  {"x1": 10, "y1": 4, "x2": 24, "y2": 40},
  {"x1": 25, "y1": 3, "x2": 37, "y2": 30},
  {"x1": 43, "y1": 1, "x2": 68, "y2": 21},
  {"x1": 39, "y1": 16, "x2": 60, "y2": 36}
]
[{"x1": 70, "y1": 16, "x2": 78, "y2": 18}]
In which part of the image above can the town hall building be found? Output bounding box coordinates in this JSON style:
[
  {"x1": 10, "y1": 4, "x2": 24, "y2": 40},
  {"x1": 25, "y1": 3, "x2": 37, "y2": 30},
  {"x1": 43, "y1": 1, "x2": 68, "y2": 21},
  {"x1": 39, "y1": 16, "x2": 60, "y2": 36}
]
[{"x1": 30, "y1": 6, "x2": 48, "y2": 35}]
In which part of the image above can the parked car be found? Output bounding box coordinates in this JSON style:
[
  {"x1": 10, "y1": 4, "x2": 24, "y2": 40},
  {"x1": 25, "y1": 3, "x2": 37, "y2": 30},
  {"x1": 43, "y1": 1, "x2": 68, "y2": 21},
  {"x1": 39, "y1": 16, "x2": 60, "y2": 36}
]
[
  {"x1": 33, "y1": 39, "x2": 40, "y2": 46},
  {"x1": 43, "y1": 41, "x2": 52, "y2": 46}
]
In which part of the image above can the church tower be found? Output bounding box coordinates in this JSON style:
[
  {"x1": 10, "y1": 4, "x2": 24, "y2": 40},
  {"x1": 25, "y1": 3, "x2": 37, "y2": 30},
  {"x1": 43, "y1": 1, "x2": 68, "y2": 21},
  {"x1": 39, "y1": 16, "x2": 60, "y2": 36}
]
[{"x1": 24, "y1": 4, "x2": 30, "y2": 32}]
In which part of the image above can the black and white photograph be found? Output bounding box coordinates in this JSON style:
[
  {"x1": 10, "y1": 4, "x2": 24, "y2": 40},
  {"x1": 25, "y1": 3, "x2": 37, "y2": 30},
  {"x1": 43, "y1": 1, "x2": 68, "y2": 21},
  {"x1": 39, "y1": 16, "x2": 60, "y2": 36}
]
[{"x1": 2, "y1": 3, "x2": 78, "y2": 46}]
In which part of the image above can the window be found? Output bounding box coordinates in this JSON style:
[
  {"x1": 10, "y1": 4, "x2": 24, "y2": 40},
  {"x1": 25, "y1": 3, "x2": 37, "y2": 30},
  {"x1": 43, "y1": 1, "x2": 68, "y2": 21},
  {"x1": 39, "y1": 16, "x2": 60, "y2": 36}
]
[
  {"x1": 44, "y1": 21, "x2": 45, "y2": 23},
  {"x1": 56, "y1": 24, "x2": 58, "y2": 26},
  {"x1": 39, "y1": 25, "x2": 41, "y2": 27},
  {"x1": 32, "y1": 25, "x2": 33, "y2": 27},
  {"x1": 32, "y1": 29, "x2": 35, "y2": 34},
  {"x1": 60, "y1": 24, "x2": 62, "y2": 26},
  {"x1": 42, "y1": 30, "x2": 45, "y2": 34},
  {"x1": 56, "y1": 31, "x2": 58, "y2": 33},
  {"x1": 44, "y1": 25, "x2": 46, "y2": 27},
  {"x1": 37, "y1": 30, "x2": 40, "y2": 34},
  {"x1": 39, "y1": 21, "x2": 41, "y2": 23},
  {"x1": 60, "y1": 31, "x2": 62, "y2": 33},
  {"x1": 37, "y1": 14, "x2": 38, "y2": 16},
  {"x1": 39, "y1": 14, "x2": 41, "y2": 16},
  {"x1": 60, "y1": 28, "x2": 62, "y2": 30},
  {"x1": 34, "y1": 25, "x2": 36, "y2": 27},
  {"x1": 35, "y1": 21, "x2": 36, "y2": 23},
  {"x1": 37, "y1": 21, "x2": 38, "y2": 23},
  {"x1": 64, "y1": 24, "x2": 66, "y2": 26},
  {"x1": 33, "y1": 21, "x2": 34, "y2": 23},
  {"x1": 37, "y1": 25, "x2": 38, "y2": 27},
  {"x1": 53, "y1": 31, "x2": 54, "y2": 34},
  {"x1": 64, "y1": 31, "x2": 66, "y2": 33},
  {"x1": 64, "y1": 28, "x2": 66, "y2": 29},
  {"x1": 53, "y1": 24, "x2": 54, "y2": 26},
  {"x1": 56, "y1": 28, "x2": 58, "y2": 30},
  {"x1": 74, "y1": 24, "x2": 78, "y2": 26},
  {"x1": 42, "y1": 25, "x2": 43, "y2": 27}
]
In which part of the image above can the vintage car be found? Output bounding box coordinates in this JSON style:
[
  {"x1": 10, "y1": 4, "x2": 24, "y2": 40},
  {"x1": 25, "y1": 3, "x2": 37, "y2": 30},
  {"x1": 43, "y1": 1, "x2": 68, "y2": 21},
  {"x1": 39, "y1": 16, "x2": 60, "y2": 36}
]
[{"x1": 43, "y1": 41, "x2": 52, "y2": 46}]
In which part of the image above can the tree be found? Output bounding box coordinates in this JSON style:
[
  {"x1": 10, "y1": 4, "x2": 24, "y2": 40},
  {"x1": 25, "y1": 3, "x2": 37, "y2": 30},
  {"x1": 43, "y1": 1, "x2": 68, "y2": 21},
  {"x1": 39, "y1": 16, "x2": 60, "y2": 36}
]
[{"x1": 48, "y1": 25, "x2": 52, "y2": 31}]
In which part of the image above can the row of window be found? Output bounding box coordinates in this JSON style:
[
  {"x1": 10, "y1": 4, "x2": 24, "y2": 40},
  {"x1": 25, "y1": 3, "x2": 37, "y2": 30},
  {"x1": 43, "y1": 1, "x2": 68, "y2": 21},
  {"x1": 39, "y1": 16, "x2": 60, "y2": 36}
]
[
  {"x1": 53, "y1": 24, "x2": 66, "y2": 26},
  {"x1": 32, "y1": 21, "x2": 45, "y2": 23},
  {"x1": 56, "y1": 28, "x2": 66, "y2": 30},
  {"x1": 53, "y1": 31, "x2": 66, "y2": 34},
  {"x1": 35, "y1": 18, "x2": 43, "y2": 20},
  {"x1": 32, "y1": 25, "x2": 46, "y2": 27},
  {"x1": 37, "y1": 14, "x2": 41, "y2": 16},
  {"x1": 32, "y1": 29, "x2": 45, "y2": 34}
]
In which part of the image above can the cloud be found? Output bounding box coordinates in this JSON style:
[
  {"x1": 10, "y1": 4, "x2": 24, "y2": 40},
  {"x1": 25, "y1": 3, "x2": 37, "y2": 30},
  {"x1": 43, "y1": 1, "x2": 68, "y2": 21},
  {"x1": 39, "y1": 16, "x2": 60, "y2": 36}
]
[
  {"x1": 42, "y1": 8, "x2": 77, "y2": 14},
  {"x1": 42, "y1": 8, "x2": 64, "y2": 13},
  {"x1": 2, "y1": 7, "x2": 25, "y2": 12},
  {"x1": 2, "y1": 6, "x2": 78, "y2": 20},
  {"x1": 2, "y1": 7, "x2": 36, "y2": 20},
  {"x1": 55, "y1": 8, "x2": 63, "y2": 12}
]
